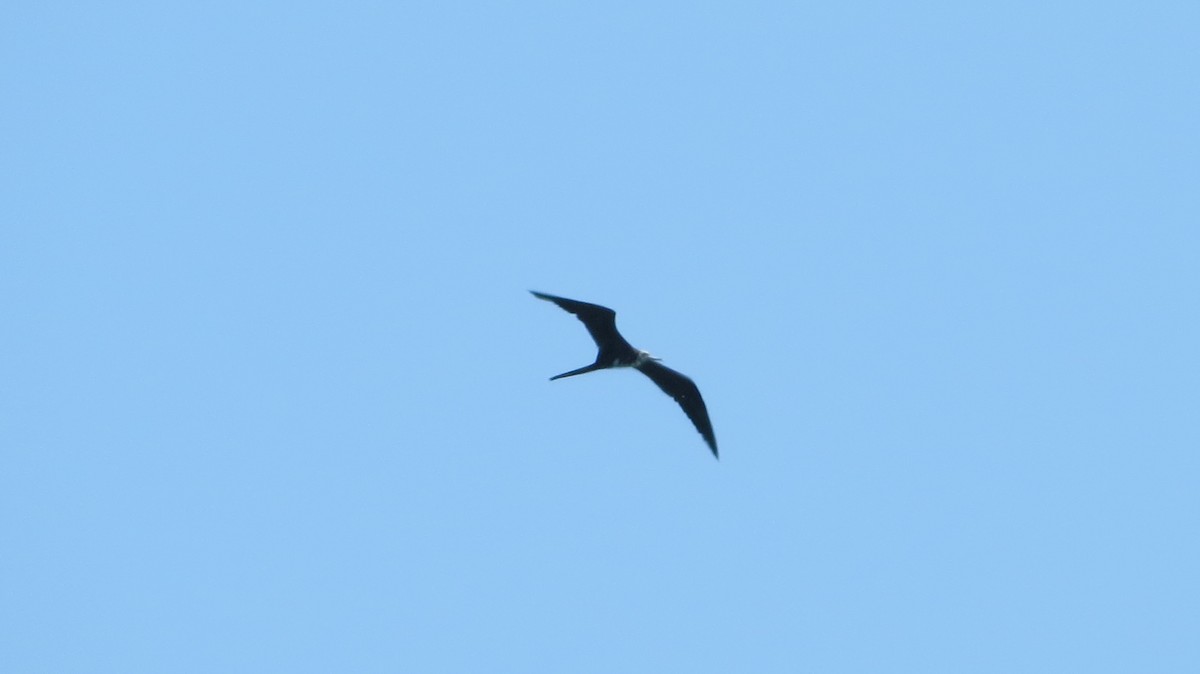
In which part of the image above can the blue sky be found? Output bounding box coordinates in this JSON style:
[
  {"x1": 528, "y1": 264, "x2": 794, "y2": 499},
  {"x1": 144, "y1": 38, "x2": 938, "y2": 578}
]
[{"x1": 3, "y1": 2, "x2": 1198, "y2": 671}]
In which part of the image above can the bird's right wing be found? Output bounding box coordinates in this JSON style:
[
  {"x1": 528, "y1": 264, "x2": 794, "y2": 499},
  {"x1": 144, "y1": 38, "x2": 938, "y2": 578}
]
[{"x1": 635, "y1": 359, "x2": 718, "y2": 458}]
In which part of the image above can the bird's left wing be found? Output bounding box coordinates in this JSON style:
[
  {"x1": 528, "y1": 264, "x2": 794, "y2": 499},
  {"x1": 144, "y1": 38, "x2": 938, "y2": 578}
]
[
  {"x1": 530, "y1": 291, "x2": 630, "y2": 351},
  {"x1": 634, "y1": 359, "x2": 718, "y2": 458}
]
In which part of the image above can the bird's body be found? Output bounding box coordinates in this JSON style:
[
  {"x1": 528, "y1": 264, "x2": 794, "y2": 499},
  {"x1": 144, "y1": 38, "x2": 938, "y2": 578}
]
[{"x1": 531, "y1": 291, "x2": 718, "y2": 458}]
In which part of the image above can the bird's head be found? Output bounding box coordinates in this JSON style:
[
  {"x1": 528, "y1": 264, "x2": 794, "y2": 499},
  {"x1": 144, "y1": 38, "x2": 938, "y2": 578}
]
[{"x1": 635, "y1": 350, "x2": 662, "y2": 365}]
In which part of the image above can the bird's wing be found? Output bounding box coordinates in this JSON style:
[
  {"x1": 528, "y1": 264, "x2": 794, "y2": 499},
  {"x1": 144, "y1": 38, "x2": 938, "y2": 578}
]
[
  {"x1": 530, "y1": 291, "x2": 632, "y2": 351},
  {"x1": 634, "y1": 359, "x2": 718, "y2": 458}
]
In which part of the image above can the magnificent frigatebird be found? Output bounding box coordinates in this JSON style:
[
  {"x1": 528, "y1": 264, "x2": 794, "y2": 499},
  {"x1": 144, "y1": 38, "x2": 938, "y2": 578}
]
[{"x1": 531, "y1": 291, "x2": 718, "y2": 458}]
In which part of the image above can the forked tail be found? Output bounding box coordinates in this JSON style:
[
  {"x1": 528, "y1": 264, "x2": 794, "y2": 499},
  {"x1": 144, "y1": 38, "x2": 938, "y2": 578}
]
[{"x1": 550, "y1": 362, "x2": 606, "y2": 380}]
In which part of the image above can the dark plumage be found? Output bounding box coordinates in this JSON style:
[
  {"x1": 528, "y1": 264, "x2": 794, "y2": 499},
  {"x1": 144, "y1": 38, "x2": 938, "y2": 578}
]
[{"x1": 531, "y1": 291, "x2": 718, "y2": 458}]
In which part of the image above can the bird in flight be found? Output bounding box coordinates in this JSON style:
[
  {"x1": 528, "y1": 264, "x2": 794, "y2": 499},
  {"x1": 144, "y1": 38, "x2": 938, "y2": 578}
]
[{"x1": 531, "y1": 291, "x2": 718, "y2": 458}]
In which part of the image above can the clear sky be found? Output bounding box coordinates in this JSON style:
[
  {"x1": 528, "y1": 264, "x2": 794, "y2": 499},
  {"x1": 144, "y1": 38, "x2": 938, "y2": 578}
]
[{"x1": 3, "y1": 2, "x2": 1198, "y2": 672}]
